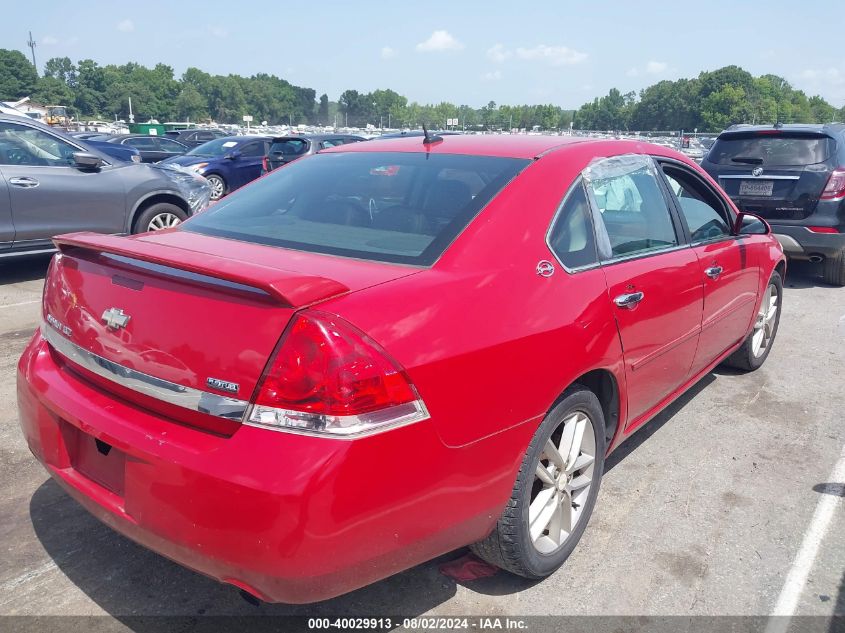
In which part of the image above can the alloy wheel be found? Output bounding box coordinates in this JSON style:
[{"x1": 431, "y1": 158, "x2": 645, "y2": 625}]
[
  {"x1": 751, "y1": 283, "x2": 779, "y2": 357},
  {"x1": 207, "y1": 176, "x2": 225, "y2": 200},
  {"x1": 529, "y1": 411, "x2": 596, "y2": 553},
  {"x1": 147, "y1": 212, "x2": 182, "y2": 231}
]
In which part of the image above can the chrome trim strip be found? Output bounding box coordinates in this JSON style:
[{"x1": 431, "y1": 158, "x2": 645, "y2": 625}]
[
  {"x1": 718, "y1": 174, "x2": 800, "y2": 180},
  {"x1": 41, "y1": 323, "x2": 249, "y2": 420}
]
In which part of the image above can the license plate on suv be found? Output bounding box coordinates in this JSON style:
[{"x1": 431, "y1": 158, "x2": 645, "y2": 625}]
[{"x1": 739, "y1": 180, "x2": 774, "y2": 197}]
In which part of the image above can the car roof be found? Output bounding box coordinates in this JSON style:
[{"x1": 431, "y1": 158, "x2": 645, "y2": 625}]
[
  {"x1": 270, "y1": 134, "x2": 363, "y2": 142},
  {"x1": 321, "y1": 134, "x2": 699, "y2": 166},
  {"x1": 719, "y1": 123, "x2": 845, "y2": 137},
  {"x1": 322, "y1": 134, "x2": 594, "y2": 159}
]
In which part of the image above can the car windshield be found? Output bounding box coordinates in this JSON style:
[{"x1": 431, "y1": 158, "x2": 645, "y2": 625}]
[
  {"x1": 184, "y1": 151, "x2": 529, "y2": 265},
  {"x1": 186, "y1": 138, "x2": 243, "y2": 157},
  {"x1": 708, "y1": 133, "x2": 834, "y2": 166}
]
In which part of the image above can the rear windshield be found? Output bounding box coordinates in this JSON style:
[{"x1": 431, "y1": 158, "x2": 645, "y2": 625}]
[
  {"x1": 184, "y1": 151, "x2": 529, "y2": 265},
  {"x1": 708, "y1": 133, "x2": 834, "y2": 166}
]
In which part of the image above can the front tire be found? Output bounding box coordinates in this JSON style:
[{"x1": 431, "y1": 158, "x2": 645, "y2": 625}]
[
  {"x1": 132, "y1": 202, "x2": 188, "y2": 234},
  {"x1": 206, "y1": 174, "x2": 226, "y2": 201},
  {"x1": 722, "y1": 270, "x2": 783, "y2": 371},
  {"x1": 471, "y1": 386, "x2": 606, "y2": 579}
]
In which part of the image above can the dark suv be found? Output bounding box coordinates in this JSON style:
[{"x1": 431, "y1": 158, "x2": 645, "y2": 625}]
[{"x1": 701, "y1": 124, "x2": 845, "y2": 285}]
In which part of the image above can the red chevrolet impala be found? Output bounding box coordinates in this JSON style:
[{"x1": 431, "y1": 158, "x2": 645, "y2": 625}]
[{"x1": 17, "y1": 134, "x2": 785, "y2": 603}]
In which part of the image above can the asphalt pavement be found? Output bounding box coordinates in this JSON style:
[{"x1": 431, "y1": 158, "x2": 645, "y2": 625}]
[{"x1": 0, "y1": 255, "x2": 842, "y2": 628}]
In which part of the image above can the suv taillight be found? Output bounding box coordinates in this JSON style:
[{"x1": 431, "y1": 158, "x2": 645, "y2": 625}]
[
  {"x1": 261, "y1": 156, "x2": 269, "y2": 172},
  {"x1": 821, "y1": 167, "x2": 845, "y2": 200},
  {"x1": 247, "y1": 311, "x2": 428, "y2": 437}
]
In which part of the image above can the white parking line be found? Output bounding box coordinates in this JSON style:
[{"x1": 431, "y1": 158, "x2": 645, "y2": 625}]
[
  {"x1": 0, "y1": 299, "x2": 40, "y2": 310},
  {"x1": 766, "y1": 444, "x2": 845, "y2": 633}
]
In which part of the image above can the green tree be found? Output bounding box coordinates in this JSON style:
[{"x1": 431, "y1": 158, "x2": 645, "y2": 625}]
[
  {"x1": 0, "y1": 49, "x2": 38, "y2": 100},
  {"x1": 318, "y1": 93, "x2": 329, "y2": 125}
]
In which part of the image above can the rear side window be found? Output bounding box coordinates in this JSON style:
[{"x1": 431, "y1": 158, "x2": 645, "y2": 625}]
[
  {"x1": 708, "y1": 134, "x2": 834, "y2": 166},
  {"x1": 584, "y1": 155, "x2": 678, "y2": 260},
  {"x1": 125, "y1": 137, "x2": 158, "y2": 150},
  {"x1": 185, "y1": 151, "x2": 529, "y2": 265},
  {"x1": 547, "y1": 180, "x2": 598, "y2": 270},
  {"x1": 270, "y1": 139, "x2": 309, "y2": 156}
]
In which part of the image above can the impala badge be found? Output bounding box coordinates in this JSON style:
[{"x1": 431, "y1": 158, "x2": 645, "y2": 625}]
[
  {"x1": 752, "y1": 166, "x2": 764, "y2": 177},
  {"x1": 102, "y1": 307, "x2": 131, "y2": 330},
  {"x1": 207, "y1": 377, "x2": 240, "y2": 394}
]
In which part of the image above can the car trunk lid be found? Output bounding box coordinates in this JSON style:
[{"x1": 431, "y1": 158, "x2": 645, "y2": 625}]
[{"x1": 42, "y1": 231, "x2": 418, "y2": 435}]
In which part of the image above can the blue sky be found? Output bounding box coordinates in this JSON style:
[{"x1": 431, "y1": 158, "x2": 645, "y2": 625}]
[{"x1": 7, "y1": 0, "x2": 845, "y2": 108}]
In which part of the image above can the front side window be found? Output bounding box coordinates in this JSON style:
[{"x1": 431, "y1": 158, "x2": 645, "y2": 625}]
[
  {"x1": 584, "y1": 155, "x2": 678, "y2": 260},
  {"x1": 158, "y1": 138, "x2": 186, "y2": 152},
  {"x1": 184, "y1": 151, "x2": 529, "y2": 265},
  {"x1": 547, "y1": 179, "x2": 598, "y2": 270},
  {"x1": 0, "y1": 122, "x2": 79, "y2": 166},
  {"x1": 661, "y1": 165, "x2": 731, "y2": 242}
]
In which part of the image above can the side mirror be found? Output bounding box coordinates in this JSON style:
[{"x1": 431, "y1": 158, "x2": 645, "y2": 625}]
[
  {"x1": 225, "y1": 150, "x2": 242, "y2": 160},
  {"x1": 735, "y1": 212, "x2": 769, "y2": 236},
  {"x1": 72, "y1": 152, "x2": 103, "y2": 170}
]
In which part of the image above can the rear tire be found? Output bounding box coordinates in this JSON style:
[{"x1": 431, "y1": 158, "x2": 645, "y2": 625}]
[
  {"x1": 722, "y1": 271, "x2": 783, "y2": 371},
  {"x1": 822, "y1": 249, "x2": 845, "y2": 287},
  {"x1": 470, "y1": 386, "x2": 605, "y2": 579},
  {"x1": 132, "y1": 202, "x2": 188, "y2": 234}
]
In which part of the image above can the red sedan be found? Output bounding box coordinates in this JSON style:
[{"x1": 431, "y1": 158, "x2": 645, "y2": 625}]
[{"x1": 17, "y1": 134, "x2": 785, "y2": 603}]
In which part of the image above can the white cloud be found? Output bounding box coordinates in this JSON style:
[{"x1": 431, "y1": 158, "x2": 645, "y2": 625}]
[
  {"x1": 646, "y1": 60, "x2": 668, "y2": 74},
  {"x1": 381, "y1": 46, "x2": 397, "y2": 60},
  {"x1": 116, "y1": 19, "x2": 134, "y2": 32},
  {"x1": 487, "y1": 43, "x2": 511, "y2": 63},
  {"x1": 800, "y1": 67, "x2": 845, "y2": 84},
  {"x1": 41, "y1": 35, "x2": 58, "y2": 45},
  {"x1": 208, "y1": 25, "x2": 228, "y2": 38},
  {"x1": 482, "y1": 70, "x2": 502, "y2": 81},
  {"x1": 515, "y1": 44, "x2": 587, "y2": 66},
  {"x1": 416, "y1": 30, "x2": 463, "y2": 52}
]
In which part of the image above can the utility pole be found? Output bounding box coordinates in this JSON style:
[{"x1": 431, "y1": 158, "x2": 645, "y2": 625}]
[{"x1": 27, "y1": 31, "x2": 37, "y2": 74}]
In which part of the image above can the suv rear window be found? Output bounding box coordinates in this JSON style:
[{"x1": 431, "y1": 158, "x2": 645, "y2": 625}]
[
  {"x1": 185, "y1": 151, "x2": 529, "y2": 265},
  {"x1": 708, "y1": 133, "x2": 834, "y2": 166}
]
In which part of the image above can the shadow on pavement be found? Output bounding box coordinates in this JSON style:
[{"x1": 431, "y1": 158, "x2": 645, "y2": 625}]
[
  {"x1": 30, "y1": 478, "x2": 457, "y2": 624},
  {"x1": 0, "y1": 254, "x2": 53, "y2": 284},
  {"x1": 783, "y1": 260, "x2": 837, "y2": 290}
]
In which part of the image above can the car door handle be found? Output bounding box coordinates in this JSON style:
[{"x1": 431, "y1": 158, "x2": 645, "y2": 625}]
[
  {"x1": 705, "y1": 266, "x2": 723, "y2": 279},
  {"x1": 613, "y1": 291, "x2": 645, "y2": 309},
  {"x1": 8, "y1": 177, "x2": 39, "y2": 188}
]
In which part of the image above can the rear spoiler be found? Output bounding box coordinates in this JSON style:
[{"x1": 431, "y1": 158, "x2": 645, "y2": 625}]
[{"x1": 53, "y1": 232, "x2": 349, "y2": 308}]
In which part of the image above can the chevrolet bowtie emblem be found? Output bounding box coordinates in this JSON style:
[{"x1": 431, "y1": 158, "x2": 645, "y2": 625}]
[{"x1": 102, "y1": 307, "x2": 131, "y2": 330}]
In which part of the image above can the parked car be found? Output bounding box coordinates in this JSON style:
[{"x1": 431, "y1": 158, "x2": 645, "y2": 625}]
[
  {"x1": 100, "y1": 134, "x2": 189, "y2": 163},
  {"x1": 701, "y1": 123, "x2": 845, "y2": 285},
  {"x1": 18, "y1": 134, "x2": 784, "y2": 604},
  {"x1": 164, "y1": 128, "x2": 229, "y2": 147},
  {"x1": 67, "y1": 132, "x2": 141, "y2": 164},
  {"x1": 0, "y1": 115, "x2": 211, "y2": 256},
  {"x1": 261, "y1": 134, "x2": 365, "y2": 173},
  {"x1": 376, "y1": 130, "x2": 462, "y2": 139},
  {"x1": 160, "y1": 136, "x2": 272, "y2": 201}
]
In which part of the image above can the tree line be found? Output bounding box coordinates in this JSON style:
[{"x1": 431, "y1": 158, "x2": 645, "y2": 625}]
[{"x1": 1, "y1": 49, "x2": 843, "y2": 132}]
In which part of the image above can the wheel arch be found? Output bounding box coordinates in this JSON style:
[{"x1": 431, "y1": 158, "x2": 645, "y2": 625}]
[
  {"x1": 129, "y1": 192, "x2": 191, "y2": 233},
  {"x1": 550, "y1": 368, "x2": 621, "y2": 450}
]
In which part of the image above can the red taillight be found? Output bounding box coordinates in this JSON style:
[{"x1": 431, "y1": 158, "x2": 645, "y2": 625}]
[
  {"x1": 807, "y1": 226, "x2": 840, "y2": 234},
  {"x1": 261, "y1": 156, "x2": 269, "y2": 172},
  {"x1": 821, "y1": 167, "x2": 845, "y2": 200},
  {"x1": 248, "y1": 312, "x2": 427, "y2": 436}
]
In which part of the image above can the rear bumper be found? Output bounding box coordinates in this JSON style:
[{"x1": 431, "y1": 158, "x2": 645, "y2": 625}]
[
  {"x1": 770, "y1": 225, "x2": 845, "y2": 259},
  {"x1": 17, "y1": 330, "x2": 528, "y2": 603}
]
